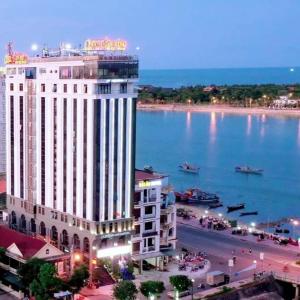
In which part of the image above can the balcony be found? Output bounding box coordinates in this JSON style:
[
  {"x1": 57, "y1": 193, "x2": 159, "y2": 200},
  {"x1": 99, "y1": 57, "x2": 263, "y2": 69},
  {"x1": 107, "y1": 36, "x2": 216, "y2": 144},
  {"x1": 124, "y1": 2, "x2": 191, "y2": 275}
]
[
  {"x1": 143, "y1": 213, "x2": 156, "y2": 220},
  {"x1": 142, "y1": 231, "x2": 158, "y2": 238},
  {"x1": 142, "y1": 246, "x2": 156, "y2": 253}
]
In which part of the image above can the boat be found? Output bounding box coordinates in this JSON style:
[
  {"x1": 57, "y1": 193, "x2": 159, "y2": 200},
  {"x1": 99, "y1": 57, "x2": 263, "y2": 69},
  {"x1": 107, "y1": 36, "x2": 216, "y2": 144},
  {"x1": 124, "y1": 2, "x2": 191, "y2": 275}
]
[
  {"x1": 235, "y1": 166, "x2": 263, "y2": 175},
  {"x1": 209, "y1": 203, "x2": 223, "y2": 209},
  {"x1": 175, "y1": 188, "x2": 220, "y2": 205},
  {"x1": 227, "y1": 203, "x2": 245, "y2": 213},
  {"x1": 178, "y1": 162, "x2": 200, "y2": 174},
  {"x1": 240, "y1": 211, "x2": 258, "y2": 217},
  {"x1": 144, "y1": 165, "x2": 154, "y2": 173}
]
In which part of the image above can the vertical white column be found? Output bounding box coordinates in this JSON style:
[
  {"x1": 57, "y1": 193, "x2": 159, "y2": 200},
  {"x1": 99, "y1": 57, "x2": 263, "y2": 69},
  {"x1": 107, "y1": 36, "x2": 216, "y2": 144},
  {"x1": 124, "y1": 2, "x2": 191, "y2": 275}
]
[
  {"x1": 45, "y1": 96, "x2": 53, "y2": 208},
  {"x1": 6, "y1": 93, "x2": 11, "y2": 194},
  {"x1": 86, "y1": 98, "x2": 94, "y2": 221},
  {"x1": 125, "y1": 98, "x2": 132, "y2": 218},
  {"x1": 56, "y1": 97, "x2": 64, "y2": 212},
  {"x1": 76, "y1": 98, "x2": 84, "y2": 218},
  {"x1": 99, "y1": 99, "x2": 106, "y2": 221},
  {"x1": 108, "y1": 98, "x2": 115, "y2": 220},
  {"x1": 35, "y1": 95, "x2": 41, "y2": 205},
  {"x1": 66, "y1": 98, "x2": 74, "y2": 214},
  {"x1": 117, "y1": 98, "x2": 124, "y2": 219},
  {"x1": 14, "y1": 96, "x2": 20, "y2": 197}
]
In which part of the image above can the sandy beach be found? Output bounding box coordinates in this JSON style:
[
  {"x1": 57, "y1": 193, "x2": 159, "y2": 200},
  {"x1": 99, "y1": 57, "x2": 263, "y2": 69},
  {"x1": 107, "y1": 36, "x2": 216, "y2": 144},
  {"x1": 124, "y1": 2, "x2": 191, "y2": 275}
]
[{"x1": 137, "y1": 103, "x2": 300, "y2": 117}]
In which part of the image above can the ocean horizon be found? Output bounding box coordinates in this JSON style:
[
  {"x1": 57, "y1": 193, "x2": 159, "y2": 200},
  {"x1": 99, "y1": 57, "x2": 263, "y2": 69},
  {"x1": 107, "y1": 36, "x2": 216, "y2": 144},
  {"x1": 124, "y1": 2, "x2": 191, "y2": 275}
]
[{"x1": 140, "y1": 67, "x2": 300, "y2": 88}]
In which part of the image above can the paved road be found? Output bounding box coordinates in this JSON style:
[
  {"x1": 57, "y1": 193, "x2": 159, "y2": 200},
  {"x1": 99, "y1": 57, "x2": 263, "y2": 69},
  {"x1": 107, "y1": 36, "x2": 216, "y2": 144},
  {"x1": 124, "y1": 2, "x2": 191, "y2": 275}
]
[{"x1": 177, "y1": 223, "x2": 300, "y2": 282}]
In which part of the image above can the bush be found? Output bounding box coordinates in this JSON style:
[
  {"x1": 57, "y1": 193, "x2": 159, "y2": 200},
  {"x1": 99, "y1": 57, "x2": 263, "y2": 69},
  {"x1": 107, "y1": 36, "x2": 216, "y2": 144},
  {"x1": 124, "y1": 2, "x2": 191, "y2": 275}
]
[
  {"x1": 113, "y1": 281, "x2": 138, "y2": 300},
  {"x1": 169, "y1": 275, "x2": 192, "y2": 292},
  {"x1": 140, "y1": 280, "x2": 165, "y2": 298}
]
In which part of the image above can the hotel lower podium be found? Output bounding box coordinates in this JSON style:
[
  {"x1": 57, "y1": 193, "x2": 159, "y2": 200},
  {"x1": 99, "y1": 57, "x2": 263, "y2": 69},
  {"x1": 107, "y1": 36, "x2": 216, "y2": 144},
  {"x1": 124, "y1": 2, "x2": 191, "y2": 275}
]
[{"x1": 5, "y1": 39, "x2": 138, "y2": 266}]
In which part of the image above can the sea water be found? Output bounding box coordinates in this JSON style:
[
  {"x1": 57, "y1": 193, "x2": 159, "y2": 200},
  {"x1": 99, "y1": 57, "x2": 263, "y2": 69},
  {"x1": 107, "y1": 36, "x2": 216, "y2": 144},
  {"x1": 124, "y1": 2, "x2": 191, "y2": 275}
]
[{"x1": 136, "y1": 110, "x2": 300, "y2": 236}]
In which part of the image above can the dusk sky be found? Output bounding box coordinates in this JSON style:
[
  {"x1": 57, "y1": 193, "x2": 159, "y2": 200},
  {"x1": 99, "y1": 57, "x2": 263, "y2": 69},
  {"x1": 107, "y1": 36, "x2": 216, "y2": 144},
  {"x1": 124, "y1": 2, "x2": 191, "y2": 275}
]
[{"x1": 1, "y1": 0, "x2": 299, "y2": 69}]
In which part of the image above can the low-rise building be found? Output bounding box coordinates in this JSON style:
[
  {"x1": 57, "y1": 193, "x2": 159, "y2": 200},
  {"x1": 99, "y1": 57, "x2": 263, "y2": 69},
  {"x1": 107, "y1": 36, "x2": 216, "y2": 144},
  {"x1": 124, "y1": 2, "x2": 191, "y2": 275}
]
[
  {"x1": 132, "y1": 169, "x2": 176, "y2": 272},
  {"x1": 0, "y1": 225, "x2": 68, "y2": 298}
]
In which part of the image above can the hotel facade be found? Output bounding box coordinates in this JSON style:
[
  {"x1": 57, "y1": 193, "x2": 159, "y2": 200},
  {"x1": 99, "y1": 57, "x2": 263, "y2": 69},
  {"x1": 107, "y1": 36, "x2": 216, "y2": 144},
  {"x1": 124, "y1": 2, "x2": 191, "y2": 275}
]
[{"x1": 5, "y1": 40, "x2": 138, "y2": 264}]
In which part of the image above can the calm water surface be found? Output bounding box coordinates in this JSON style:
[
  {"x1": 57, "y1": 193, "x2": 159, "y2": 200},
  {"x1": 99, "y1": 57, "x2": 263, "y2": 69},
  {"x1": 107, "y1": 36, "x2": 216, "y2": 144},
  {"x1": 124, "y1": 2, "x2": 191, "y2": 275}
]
[{"x1": 136, "y1": 111, "x2": 300, "y2": 233}]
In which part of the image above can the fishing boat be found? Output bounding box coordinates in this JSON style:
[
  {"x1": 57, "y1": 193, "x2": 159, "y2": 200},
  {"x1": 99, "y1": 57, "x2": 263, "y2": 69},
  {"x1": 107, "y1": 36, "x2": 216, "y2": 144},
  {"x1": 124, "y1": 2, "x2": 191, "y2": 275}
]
[
  {"x1": 178, "y1": 162, "x2": 200, "y2": 174},
  {"x1": 240, "y1": 211, "x2": 258, "y2": 217},
  {"x1": 227, "y1": 203, "x2": 245, "y2": 213},
  {"x1": 209, "y1": 203, "x2": 223, "y2": 209},
  {"x1": 235, "y1": 166, "x2": 263, "y2": 175},
  {"x1": 143, "y1": 165, "x2": 154, "y2": 173},
  {"x1": 175, "y1": 188, "x2": 220, "y2": 205}
]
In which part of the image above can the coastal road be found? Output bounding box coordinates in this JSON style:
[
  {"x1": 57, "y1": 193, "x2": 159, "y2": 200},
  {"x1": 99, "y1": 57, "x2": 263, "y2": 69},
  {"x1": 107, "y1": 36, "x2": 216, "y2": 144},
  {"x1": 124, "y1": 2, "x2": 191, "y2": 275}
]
[{"x1": 177, "y1": 223, "x2": 300, "y2": 281}]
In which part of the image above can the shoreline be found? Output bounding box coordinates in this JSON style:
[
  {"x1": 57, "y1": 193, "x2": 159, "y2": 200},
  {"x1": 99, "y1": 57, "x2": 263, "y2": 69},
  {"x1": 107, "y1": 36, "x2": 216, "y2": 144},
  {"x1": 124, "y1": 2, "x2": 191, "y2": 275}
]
[{"x1": 137, "y1": 103, "x2": 300, "y2": 117}]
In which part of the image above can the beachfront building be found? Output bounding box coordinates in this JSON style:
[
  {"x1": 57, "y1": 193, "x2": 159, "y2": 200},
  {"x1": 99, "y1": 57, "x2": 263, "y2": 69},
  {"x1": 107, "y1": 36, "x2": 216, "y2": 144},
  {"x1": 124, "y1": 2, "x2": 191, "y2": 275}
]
[
  {"x1": 0, "y1": 71, "x2": 5, "y2": 174},
  {"x1": 132, "y1": 168, "x2": 176, "y2": 272},
  {"x1": 5, "y1": 39, "x2": 138, "y2": 268}
]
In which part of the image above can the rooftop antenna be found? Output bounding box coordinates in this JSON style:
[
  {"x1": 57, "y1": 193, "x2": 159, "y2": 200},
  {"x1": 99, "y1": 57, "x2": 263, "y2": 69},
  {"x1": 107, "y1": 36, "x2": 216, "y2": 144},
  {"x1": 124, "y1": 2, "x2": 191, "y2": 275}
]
[{"x1": 7, "y1": 42, "x2": 13, "y2": 56}]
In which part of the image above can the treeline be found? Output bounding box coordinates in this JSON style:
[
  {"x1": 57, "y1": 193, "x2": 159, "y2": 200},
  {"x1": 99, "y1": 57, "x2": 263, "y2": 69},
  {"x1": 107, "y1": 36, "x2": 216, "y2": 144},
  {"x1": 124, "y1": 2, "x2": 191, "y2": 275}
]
[{"x1": 138, "y1": 84, "x2": 300, "y2": 106}]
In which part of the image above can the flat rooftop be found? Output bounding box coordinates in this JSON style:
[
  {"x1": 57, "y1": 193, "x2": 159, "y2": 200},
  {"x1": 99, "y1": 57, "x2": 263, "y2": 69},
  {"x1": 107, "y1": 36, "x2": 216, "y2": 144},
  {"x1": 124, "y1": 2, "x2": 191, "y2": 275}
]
[{"x1": 135, "y1": 169, "x2": 165, "y2": 182}]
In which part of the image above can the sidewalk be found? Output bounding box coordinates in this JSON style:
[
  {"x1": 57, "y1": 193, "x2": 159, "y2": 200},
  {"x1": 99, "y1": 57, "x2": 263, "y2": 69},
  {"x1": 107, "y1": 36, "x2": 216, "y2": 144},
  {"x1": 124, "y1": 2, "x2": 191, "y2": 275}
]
[{"x1": 181, "y1": 277, "x2": 254, "y2": 300}]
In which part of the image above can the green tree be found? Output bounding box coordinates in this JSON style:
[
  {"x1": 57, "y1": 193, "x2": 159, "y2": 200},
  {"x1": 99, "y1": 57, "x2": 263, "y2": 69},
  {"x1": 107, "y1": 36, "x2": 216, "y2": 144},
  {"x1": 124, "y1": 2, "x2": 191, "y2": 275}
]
[
  {"x1": 113, "y1": 280, "x2": 138, "y2": 300},
  {"x1": 68, "y1": 264, "x2": 89, "y2": 293},
  {"x1": 30, "y1": 263, "x2": 63, "y2": 300},
  {"x1": 18, "y1": 258, "x2": 47, "y2": 287},
  {"x1": 0, "y1": 247, "x2": 5, "y2": 260},
  {"x1": 169, "y1": 275, "x2": 192, "y2": 293},
  {"x1": 140, "y1": 280, "x2": 165, "y2": 298}
]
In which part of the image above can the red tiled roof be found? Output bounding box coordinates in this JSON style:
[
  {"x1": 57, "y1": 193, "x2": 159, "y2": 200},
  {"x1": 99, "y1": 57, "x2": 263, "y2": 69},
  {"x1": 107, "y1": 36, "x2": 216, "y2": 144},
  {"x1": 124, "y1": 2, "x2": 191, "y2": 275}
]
[
  {"x1": 135, "y1": 169, "x2": 163, "y2": 182},
  {"x1": 0, "y1": 226, "x2": 46, "y2": 259}
]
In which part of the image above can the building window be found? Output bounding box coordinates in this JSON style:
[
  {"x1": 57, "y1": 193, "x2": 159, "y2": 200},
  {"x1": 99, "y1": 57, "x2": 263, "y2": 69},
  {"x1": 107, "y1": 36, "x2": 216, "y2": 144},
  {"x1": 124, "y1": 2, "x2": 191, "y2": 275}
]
[
  {"x1": 18, "y1": 68, "x2": 24, "y2": 75},
  {"x1": 10, "y1": 95, "x2": 14, "y2": 195},
  {"x1": 41, "y1": 84, "x2": 46, "y2": 92},
  {"x1": 63, "y1": 84, "x2": 67, "y2": 93},
  {"x1": 73, "y1": 84, "x2": 77, "y2": 93},
  {"x1": 10, "y1": 83, "x2": 14, "y2": 91},
  {"x1": 145, "y1": 206, "x2": 154, "y2": 216},
  {"x1": 59, "y1": 66, "x2": 72, "y2": 79},
  {"x1": 53, "y1": 84, "x2": 57, "y2": 93},
  {"x1": 39, "y1": 68, "x2": 47, "y2": 74},
  {"x1": 25, "y1": 67, "x2": 36, "y2": 79},
  {"x1": 145, "y1": 222, "x2": 154, "y2": 231},
  {"x1": 7, "y1": 68, "x2": 16, "y2": 75},
  {"x1": 19, "y1": 83, "x2": 23, "y2": 91},
  {"x1": 120, "y1": 83, "x2": 127, "y2": 93},
  {"x1": 83, "y1": 84, "x2": 88, "y2": 94},
  {"x1": 97, "y1": 83, "x2": 111, "y2": 94}
]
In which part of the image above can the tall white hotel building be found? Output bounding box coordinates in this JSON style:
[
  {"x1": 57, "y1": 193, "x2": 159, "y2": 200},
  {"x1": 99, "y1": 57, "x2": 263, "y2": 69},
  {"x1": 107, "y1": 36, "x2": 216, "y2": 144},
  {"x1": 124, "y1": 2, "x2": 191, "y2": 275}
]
[{"x1": 5, "y1": 40, "x2": 138, "y2": 262}]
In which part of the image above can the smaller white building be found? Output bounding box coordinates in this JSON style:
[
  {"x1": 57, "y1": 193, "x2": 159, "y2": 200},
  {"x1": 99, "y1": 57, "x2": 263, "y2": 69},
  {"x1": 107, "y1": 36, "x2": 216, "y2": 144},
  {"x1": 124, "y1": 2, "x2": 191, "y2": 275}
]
[{"x1": 132, "y1": 169, "x2": 176, "y2": 272}]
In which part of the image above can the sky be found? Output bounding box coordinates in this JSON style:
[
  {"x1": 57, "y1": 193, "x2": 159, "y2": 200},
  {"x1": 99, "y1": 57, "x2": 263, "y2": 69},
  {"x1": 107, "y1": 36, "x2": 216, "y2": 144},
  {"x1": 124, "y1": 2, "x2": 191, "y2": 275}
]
[{"x1": 0, "y1": 0, "x2": 299, "y2": 69}]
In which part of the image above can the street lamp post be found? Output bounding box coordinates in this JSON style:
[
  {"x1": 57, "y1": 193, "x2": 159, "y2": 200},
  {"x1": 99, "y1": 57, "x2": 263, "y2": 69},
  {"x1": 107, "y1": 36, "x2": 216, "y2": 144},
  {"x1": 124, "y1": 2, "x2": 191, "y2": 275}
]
[
  {"x1": 260, "y1": 252, "x2": 264, "y2": 272},
  {"x1": 191, "y1": 278, "x2": 195, "y2": 300},
  {"x1": 292, "y1": 220, "x2": 299, "y2": 239},
  {"x1": 253, "y1": 260, "x2": 257, "y2": 279}
]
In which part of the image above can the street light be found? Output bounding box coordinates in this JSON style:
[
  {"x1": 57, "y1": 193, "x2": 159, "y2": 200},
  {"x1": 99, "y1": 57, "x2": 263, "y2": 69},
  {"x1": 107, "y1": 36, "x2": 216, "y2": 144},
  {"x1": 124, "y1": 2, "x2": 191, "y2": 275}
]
[
  {"x1": 250, "y1": 222, "x2": 256, "y2": 227},
  {"x1": 191, "y1": 278, "x2": 195, "y2": 300},
  {"x1": 218, "y1": 213, "x2": 223, "y2": 218},
  {"x1": 31, "y1": 43, "x2": 38, "y2": 51},
  {"x1": 292, "y1": 220, "x2": 299, "y2": 238}
]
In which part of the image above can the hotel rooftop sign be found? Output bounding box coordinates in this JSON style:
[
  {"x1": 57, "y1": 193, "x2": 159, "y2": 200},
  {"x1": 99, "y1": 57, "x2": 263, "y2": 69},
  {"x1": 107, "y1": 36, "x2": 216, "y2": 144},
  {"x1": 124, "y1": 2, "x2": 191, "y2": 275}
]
[
  {"x1": 84, "y1": 38, "x2": 127, "y2": 51},
  {"x1": 5, "y1": 53, "x2": 28, "y2": 65}
]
